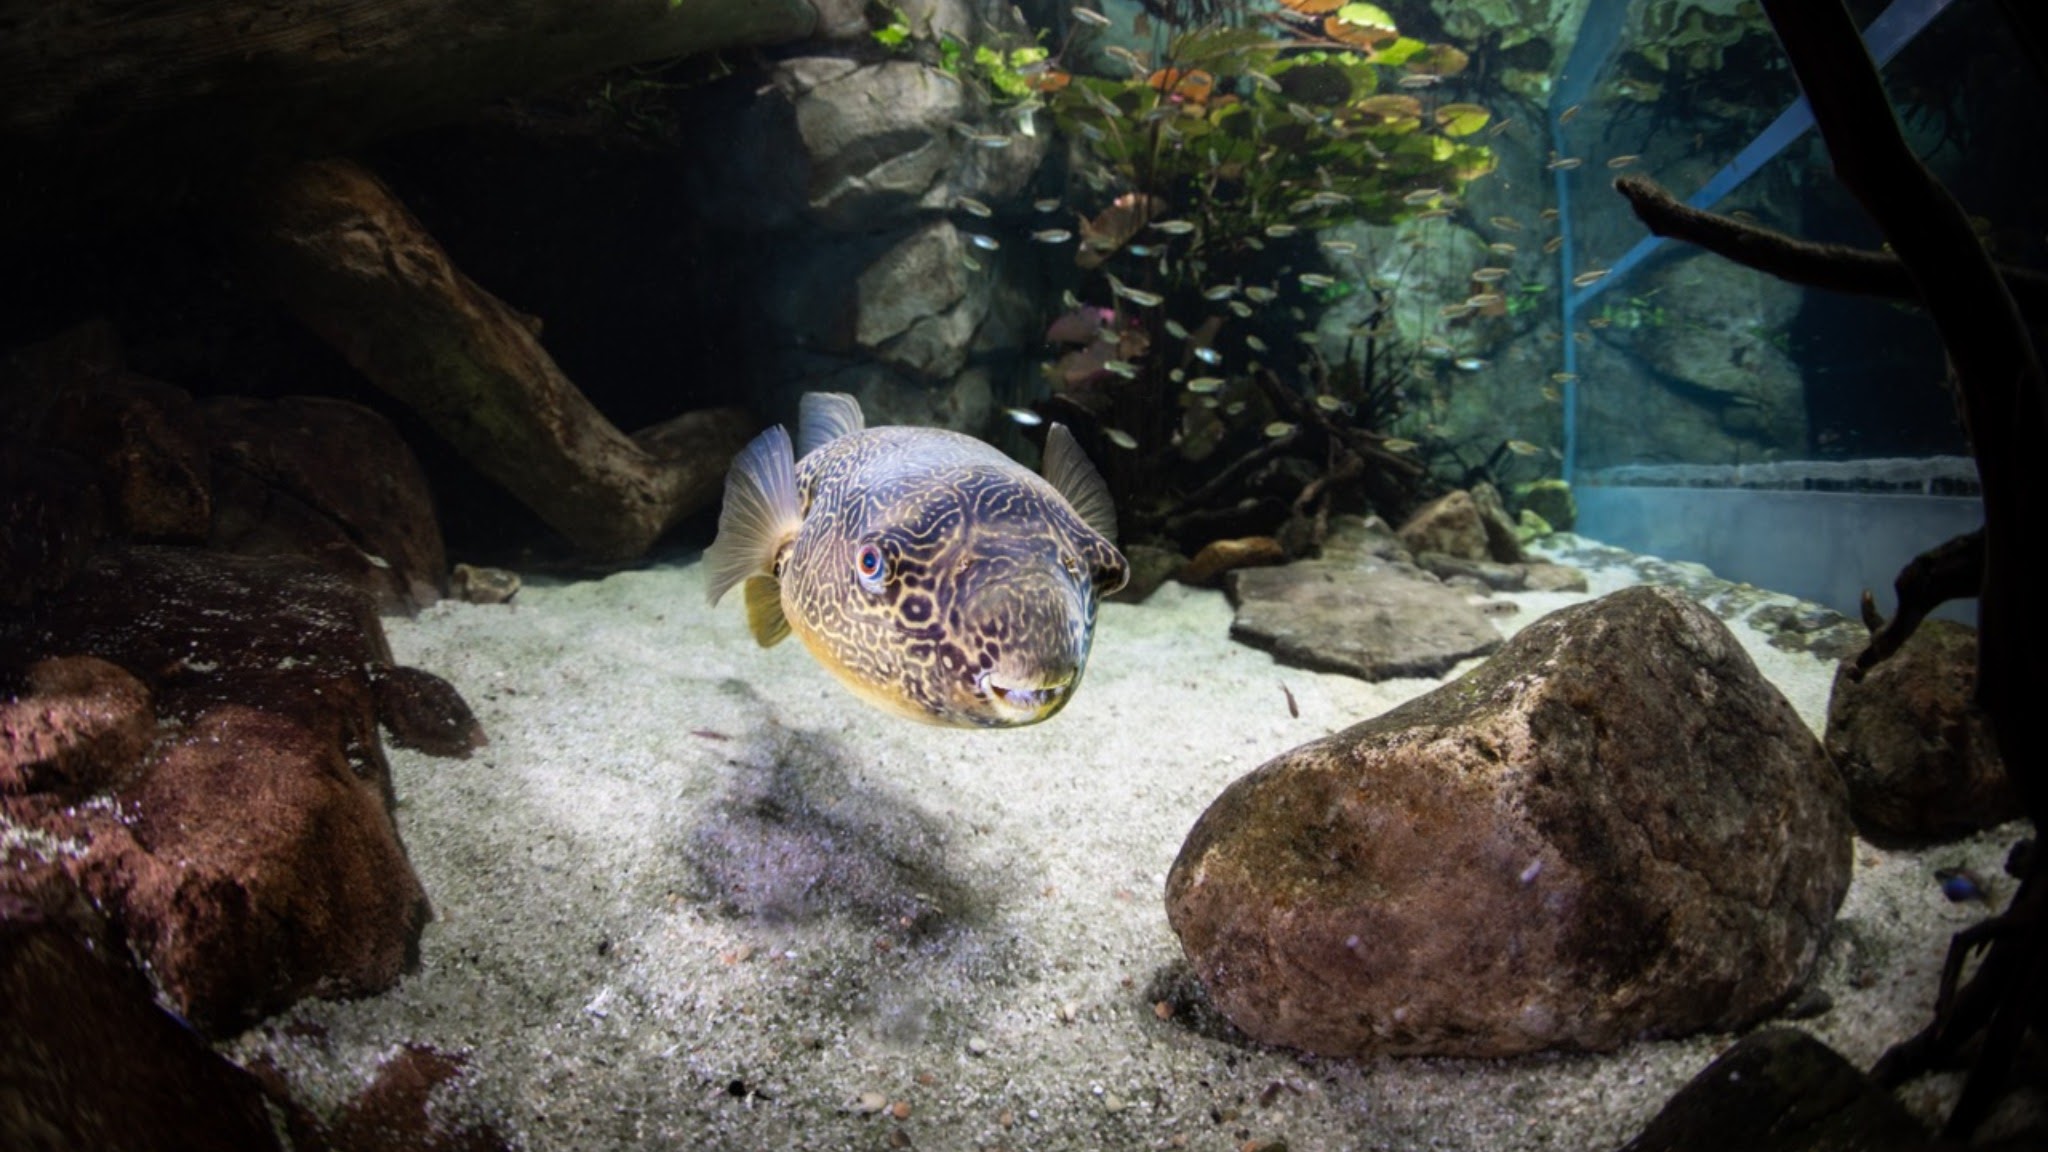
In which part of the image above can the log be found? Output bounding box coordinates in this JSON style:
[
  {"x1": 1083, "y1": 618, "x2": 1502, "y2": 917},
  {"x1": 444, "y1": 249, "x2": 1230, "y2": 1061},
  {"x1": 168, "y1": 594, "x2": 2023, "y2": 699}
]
[
  {"x1": 245, "y1": 158, "x2": 752, "y2": 561},
  {"x1": 0, "y1": 0, "x2": 858, "y2": 218}
]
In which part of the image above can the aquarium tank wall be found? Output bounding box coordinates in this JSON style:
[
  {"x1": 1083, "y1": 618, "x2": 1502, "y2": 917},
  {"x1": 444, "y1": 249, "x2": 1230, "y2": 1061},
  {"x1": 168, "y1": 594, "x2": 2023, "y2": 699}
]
[{"x1": 1541, "y1": 0, "x2": 2001, "y2": 622}]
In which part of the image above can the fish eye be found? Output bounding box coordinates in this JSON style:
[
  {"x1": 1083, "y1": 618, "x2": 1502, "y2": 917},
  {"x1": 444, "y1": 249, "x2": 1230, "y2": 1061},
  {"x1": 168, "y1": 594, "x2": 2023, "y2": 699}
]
[{"x1": 855, "y1": 542, "x2": 888, "y2": 593}]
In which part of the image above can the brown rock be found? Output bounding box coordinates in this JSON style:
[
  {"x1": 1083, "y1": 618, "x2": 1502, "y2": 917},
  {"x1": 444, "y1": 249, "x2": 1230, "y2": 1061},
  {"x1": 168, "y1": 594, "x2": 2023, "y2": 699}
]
[
  {"x1": 0, "y1": 656, "x2": 153, "y2": 795},
  {"x1": 205, "y1": 395, "x2": 446, "y2": 613},
  {"x1": 1469, "y1": 482, "x2": 1526, "y2": 564},
  {"x1": 1168, "y1": 585, "x2": 1852, "y2": 1058},
  {"x1": 1107, "y1": 544, "x2": 1186, "y2": 604},
  {"x1": 0, "y1": 920, "x2": 285, "y2": 1152},
  {"x1": 1181, "y1": 536, "x2": 1285, "y2": 585},
  {"x1": 1825, "y1": 619, "x2": 2018, "y2": 844},
  {"x1": 1395, "y1": 489, "x2": 1488, "y2": 561},
  {"x1": 0, "y1": 547, "x2": 454, "y2": 1034},
  {"x1": 1226, "y1": 560, "x2": 1501, "y2": 682},
  {"x1": 1524, "y1": 560, "x2": 1590, "y2": 592},
  {"x1": 1619, "y1": 1028, "x2": 1935, "y2": 1152},
  {"x1": 450, "y1": 562, "x2": 521, "y2": 605}
]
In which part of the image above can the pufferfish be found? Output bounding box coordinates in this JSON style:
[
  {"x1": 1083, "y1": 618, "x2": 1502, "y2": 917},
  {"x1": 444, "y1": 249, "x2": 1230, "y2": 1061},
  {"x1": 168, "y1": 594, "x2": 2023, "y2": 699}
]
[{"x1": 703, "y1": 393, "x2": 1128, "y2": 728}]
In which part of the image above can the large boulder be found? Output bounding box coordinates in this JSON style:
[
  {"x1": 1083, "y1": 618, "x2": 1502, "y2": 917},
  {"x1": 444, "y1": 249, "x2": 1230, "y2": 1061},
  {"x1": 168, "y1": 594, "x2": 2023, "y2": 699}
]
[
  {"x1": 1168, "y1": 585, "x2": 1852, "y2": 1058},
  {"x1": 0, "y1": 547, "x2": 479, "y2": 1035},
  {"x1": 1825, "y1": 619, "x2": 2019, "y2": 844}
]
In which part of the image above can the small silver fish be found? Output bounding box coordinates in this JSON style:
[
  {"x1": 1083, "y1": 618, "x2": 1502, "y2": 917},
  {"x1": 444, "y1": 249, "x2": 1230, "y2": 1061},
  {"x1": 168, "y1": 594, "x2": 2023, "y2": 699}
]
[
  {"x1": 955, "y1": 196, "x2": 993, "y2": 218},
  {"x1": 1245, "y1": 286, "x2": 1278, "y2": 304},
  {"x1": 1035, "y1": 198, "x2": 1063, "y2": 213},
  {"x1": 1193, "y1": 346, "x2": 1223, "y2": 366},
  {"x1": 1071, "y1": 5, "x2": 1111, "y2": 27},
  {"x1": 705, "y1": 393, "x2": 1126, "y2": 728},
  {"x1": 1032, "y1": 229, "x2": 1074, "y2": 244},
  {"x1": 1151, "y1": 219, "x2": 1197, "y2": 235},
  {"x1": 1164, "y1": 319, "x2": 1190, "y2": 340},
  {"x1": 1298, "y1": 273, "x2": 1337, "y2": 289},
  {"x1": 1005, "y1": 407, "x2": 1044, "y2": 426},
  {"x1": 967, "y1": 233, "x2": 1001, "y2": 251}
]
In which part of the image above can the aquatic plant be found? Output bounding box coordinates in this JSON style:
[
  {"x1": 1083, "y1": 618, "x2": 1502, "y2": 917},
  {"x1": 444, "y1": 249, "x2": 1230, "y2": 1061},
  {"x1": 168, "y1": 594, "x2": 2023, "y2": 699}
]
[{"x1": 1024, "y1": 5, "x2": 1498, "y2": 555}]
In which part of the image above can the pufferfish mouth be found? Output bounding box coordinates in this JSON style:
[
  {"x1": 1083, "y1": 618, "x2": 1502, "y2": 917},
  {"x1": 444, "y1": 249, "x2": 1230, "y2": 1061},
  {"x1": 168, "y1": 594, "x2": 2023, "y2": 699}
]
[{"x1": 973, "y1": 669, "x2": 1075, "y2": 724}]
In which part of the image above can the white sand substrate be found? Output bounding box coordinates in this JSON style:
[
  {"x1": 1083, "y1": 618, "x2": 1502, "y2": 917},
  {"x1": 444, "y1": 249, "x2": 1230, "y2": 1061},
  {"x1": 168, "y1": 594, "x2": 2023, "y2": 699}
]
[{"x1": 230, "y1": 540, "x2": 2025, "y2": 1151}]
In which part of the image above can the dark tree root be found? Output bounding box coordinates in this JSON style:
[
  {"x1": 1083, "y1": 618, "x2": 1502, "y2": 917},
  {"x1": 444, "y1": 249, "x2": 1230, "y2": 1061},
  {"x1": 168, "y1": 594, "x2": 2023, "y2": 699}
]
[
  {"x1": 1850, "y1": 528, "x2": 1983, "y2": 680},
  {"x1": 1620, "y1": 0, "x2": 2047, "y2": 1137}
]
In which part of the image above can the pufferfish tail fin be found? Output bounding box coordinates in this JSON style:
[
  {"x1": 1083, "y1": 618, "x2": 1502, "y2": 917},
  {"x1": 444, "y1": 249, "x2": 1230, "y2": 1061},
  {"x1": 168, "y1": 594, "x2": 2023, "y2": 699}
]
[
  {"x1": 703, "y1": 426, "x2": 802, "y2": 648},
  {"x1": 797, "y1": 392, "x2": 866, "y2": 458}
]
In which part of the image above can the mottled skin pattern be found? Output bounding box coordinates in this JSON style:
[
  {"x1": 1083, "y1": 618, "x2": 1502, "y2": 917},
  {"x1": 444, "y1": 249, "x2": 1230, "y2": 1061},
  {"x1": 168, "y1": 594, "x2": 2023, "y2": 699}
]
[{"x1": 780, "y1": 426, "x2": 1127, "y2": 727}]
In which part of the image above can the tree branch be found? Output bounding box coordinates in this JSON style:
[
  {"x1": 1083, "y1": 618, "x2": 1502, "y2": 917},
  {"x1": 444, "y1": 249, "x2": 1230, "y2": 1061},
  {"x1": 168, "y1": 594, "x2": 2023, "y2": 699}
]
[{"x1": 1612, "y1": 173, "x2": 2048, "y2": 316}]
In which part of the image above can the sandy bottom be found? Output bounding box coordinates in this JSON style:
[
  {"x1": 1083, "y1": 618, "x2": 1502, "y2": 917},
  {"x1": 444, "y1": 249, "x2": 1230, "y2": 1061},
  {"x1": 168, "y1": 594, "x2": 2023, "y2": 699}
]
[{"x1": 232, "y1": 539, "x2": 2022, "y2": 1150}]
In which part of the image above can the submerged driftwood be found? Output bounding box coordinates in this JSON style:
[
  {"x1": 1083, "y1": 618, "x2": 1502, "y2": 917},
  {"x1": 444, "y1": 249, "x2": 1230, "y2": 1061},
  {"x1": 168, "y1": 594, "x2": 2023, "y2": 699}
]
[
  {"x1": 1621, "y1": 0, "x2": 2046, "y2": 1139},
  {"x1": 1, "y1": 0, "x2": 854, "y2": 211},
  {"x1": 247, "y1": 158, "x2": 751, "y2": 560}
]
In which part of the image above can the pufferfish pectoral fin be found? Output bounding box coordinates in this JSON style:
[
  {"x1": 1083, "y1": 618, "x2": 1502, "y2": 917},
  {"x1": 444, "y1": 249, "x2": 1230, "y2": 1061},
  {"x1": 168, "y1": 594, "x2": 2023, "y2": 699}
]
[
  {"x1": 1041, "y1": 423, "x2": 1119, "y2": 542},
  {"x1": 797, "y1": 392, "x2": 866, "y2": 459},
  {"x1": 702, "y1": 424, "x2": 802, "y2": 617},
  {"x1": 742, "y1": 575, "x2": 792, "y2": 648}
]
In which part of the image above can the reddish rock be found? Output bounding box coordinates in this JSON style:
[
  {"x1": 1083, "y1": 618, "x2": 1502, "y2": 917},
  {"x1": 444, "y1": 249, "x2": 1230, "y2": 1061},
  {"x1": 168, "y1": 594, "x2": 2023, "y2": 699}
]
[
  {"x1": 45, "y1": 372, "x2": 213, "y2": 541},
  {"x1": 0, "y1": 443, "x2": 108, "y2": 607},
  {"x1": 1395, "y1": 489, "x2": 1489, "y2": 561},
  {"x1": 1825, "y1": 619, "x2": 2018, "y2": 844},
  {"x1": 1169, "y1": 585, "x2": 1852, "y2": 1058},
  {"x1": 0, "y1": 656, "x2": 153, "y2": 795},
  {"x1": 0, "y1": 547, "x2": 469, "y2": 1035},
  {"x1": 373, "y1": 664, "x2": 488, "y2": 757},
  {"x1": 205, "y1": 395, "x2": 446, "y2": 613},
  {"x1": 324, "y1": 1045, "x2": 512, "y2": 1152},
  {"x1": 0, "y1": 919, "x2": 284, "y2": 1152}
]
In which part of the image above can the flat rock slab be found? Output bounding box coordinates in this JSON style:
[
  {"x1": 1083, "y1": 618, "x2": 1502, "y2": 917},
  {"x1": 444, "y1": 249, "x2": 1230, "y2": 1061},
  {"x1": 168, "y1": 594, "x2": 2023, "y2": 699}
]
[{"x1": 1227, "y1": 560, "x2": 1502, "y2": 681}]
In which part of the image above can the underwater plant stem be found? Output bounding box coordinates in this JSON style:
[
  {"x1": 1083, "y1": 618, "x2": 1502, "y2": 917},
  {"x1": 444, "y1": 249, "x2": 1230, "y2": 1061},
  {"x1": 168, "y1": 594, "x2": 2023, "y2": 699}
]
[
  {"x1": 1613, "y1": 174, "x2": 2048, "y2": 318},
  {"x1": 1759, "y1": 0, "x2": 2048, "y2": 1136}
]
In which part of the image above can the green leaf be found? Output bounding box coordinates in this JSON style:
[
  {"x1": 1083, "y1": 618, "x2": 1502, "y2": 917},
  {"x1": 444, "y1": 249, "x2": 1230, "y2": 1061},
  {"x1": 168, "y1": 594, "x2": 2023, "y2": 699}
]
[
  {"x1": 871, "y1": 23, "x2": 909, "y2": 48},
  {"x1": 1334, "y1": 3, "x2": 1396, "y2": 31},
  {"x1": 1434, "y1": 102, "x2": 1490, "y2": 137}
]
